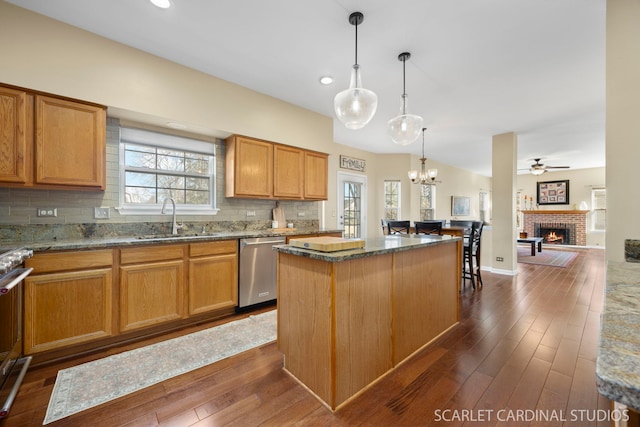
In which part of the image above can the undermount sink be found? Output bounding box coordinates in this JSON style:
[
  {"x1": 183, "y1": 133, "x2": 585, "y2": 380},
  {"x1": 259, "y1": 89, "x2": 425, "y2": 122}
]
[{"x1": 135, "y1": 232, "x2": 217, "y2": 240}]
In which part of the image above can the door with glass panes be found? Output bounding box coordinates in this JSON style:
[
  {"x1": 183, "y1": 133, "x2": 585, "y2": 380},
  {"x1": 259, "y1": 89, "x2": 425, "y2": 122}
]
[{"x1": 337, "y1": 172, "x2": 367, "y2": 239}]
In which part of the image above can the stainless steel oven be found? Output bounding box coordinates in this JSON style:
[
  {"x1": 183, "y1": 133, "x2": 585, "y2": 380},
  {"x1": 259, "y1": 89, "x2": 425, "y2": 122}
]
[{"x1": 0, "y1": 247, "x2": 33, "y2": 419}]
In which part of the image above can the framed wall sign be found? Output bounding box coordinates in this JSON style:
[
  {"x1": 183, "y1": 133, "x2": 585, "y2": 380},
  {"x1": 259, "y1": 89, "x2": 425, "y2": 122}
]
[
  {"x1": 339, "y1": 155, "x2": 365, "y2": 172},
  {"x1": 537, "y1": 179, "x2": 569, "y2": 205},
  {"x1": 451, "y1": 196, "x2": 471, "y2": 216}
]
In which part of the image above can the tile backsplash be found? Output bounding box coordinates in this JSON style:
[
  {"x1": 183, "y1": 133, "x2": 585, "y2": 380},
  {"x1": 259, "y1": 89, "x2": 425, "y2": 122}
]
[{"x1": 0, "y1": 117, "x2": 320, "y2": 230}]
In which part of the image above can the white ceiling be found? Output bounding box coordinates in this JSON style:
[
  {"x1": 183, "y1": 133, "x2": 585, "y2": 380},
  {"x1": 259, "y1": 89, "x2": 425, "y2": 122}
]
[{"x1": 6, "y1": 0, "x2": 606, "y2": 177}]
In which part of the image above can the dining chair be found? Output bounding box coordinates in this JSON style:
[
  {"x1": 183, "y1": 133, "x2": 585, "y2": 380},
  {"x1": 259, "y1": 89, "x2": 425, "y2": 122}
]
[
  {"x1": 414, "y1": 220, "x2": 443, "y2": 235},
  {"x1": 462, "y1": 221, "x2": 484, "y2": 289},
  {"x1": 449, "y1": 220, "x2": 474, "y2": 236},
  {"x1": 386, "y1": 220, "x2": 411, "y2": 235}
]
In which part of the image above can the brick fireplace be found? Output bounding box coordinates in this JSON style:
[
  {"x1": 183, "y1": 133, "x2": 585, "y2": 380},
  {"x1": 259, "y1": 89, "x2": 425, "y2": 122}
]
[{"x1": 522, "y1": 210, "x2": 588, "y2": 246}]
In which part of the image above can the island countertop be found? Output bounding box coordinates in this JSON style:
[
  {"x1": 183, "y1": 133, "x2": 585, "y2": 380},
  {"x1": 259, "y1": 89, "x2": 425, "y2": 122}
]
[
  {"x1": 273, "y1": 234, "x2": 460, "y2": 262},
  {"x1": 596, "y1": 260, "x2": 640, "y2": 411}
]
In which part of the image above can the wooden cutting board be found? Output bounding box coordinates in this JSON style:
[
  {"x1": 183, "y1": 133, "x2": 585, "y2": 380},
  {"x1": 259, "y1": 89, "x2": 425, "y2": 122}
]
[
  {"x1": 289, "y1": 236, "x2": 365, "y2": 252},
  {"x1": 272, "y1": 206, "x2": 286, "y2": 228}
]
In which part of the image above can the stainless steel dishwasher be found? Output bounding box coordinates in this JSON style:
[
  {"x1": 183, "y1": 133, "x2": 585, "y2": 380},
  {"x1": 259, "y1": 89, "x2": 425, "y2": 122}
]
[{"x1": 238, "y1": 236, "x2": 286, "y2": 310}]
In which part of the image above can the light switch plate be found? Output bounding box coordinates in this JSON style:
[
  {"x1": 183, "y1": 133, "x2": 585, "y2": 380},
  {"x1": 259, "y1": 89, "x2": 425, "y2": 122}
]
[{"x1": 94, "y1": 207, "x2": 110, "y2": 219}]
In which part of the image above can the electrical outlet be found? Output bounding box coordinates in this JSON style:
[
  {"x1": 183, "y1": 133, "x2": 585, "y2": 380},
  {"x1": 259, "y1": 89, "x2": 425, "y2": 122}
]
[
  {"x1": 37, "y1": 208, "x2": 57, "y2": 217},
  {"x1": 94, "y1": 207, "x2": 110, "y2": 219},
  {"x1": 496, "y1": 257, "x2": 504, "y2": 262},
  {"x1": 246, "y1": 210, "x2": 256, "y2": 217}
]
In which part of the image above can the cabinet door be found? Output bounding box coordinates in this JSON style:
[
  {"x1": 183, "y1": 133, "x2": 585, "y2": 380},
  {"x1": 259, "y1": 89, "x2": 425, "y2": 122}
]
[
  {"x1": 0, "y1": 86, "x2": 31, "y2": 184},
  {"x1": 24, "y1": 268, "x2": 113, "y2": 354},
  {"x1": 35, "y1": 95, "x2": 106, "y2": 189},
  {"x1": 273, "y1": 144, "x2": 303, "y2": 199},
  {"x1": 188, "y1": 253, "x2": 238, "y2": 315},
  {"x1": 226, "y1": 136, "x2": 273, "y2": 198},
  {"x1": 119, "y1": 260, "x2": 185, "y2": 332},
  {"x1": 304, "y1": 151, "x2": 328, "y2": 200}
]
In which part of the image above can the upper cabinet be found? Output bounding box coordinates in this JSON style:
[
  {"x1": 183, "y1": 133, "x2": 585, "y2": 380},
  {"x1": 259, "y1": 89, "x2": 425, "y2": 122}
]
[
  {"x1": 0, "y1": 83, "x2": 106, "y2": 191},
  {"x1": 225, "y1": 134, "x2": 328, "y2": 200}
]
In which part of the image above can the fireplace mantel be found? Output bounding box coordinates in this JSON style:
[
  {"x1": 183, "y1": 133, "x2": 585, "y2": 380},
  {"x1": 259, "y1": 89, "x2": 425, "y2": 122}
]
[{"x1": 522, "y1": 210, "x2": 589, "y2": 215}]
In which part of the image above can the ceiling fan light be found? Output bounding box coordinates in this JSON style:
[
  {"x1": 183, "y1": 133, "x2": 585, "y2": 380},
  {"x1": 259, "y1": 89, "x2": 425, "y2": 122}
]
[
  {"x1": 530, "y1": 167, "x2": 546, "y2": 176},
  {"x1": 334, "y1": 64, "x2": 378, "y2": 129},
  {"x1": 150, "y1": 0, "x2": 171, "y2": 8}
]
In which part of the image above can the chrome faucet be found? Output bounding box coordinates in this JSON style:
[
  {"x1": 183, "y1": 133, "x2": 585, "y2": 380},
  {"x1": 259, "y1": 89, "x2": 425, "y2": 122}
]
[{"x1": 161, "y1": 197, "x2": 181, "y2": 235}]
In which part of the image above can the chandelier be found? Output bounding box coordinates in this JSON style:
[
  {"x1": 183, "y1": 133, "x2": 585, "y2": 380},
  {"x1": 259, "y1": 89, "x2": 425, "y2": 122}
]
[{"x1": 408, "y1": 128, "x2": 438, "y2": 185}]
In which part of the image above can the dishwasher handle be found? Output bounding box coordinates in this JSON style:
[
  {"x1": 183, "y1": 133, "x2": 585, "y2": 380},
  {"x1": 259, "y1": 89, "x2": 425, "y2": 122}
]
[{"x1": 241, "y1": 239, "x2": 286, "y2": 248}]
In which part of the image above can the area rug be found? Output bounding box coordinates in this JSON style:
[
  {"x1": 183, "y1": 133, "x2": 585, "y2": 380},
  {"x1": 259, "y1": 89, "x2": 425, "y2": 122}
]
[
  {"x1": 517, "y1": 246, "x2": 578, "y2": 267},
  {"x1": 43, "y1": 310, "x2": 277, "y2": 424}
]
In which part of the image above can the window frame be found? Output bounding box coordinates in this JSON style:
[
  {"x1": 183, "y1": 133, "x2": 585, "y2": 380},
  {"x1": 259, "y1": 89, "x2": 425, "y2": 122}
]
[
  {"x1": 384, "y1": 180, "x2": 401, "y2": 220},
  {"x1": 115, "y1": 127, "x2": 219, "y2": 216},
  {"x1": 420, "y1": 184, "x2": 436, "y2": 220},
  {"x1": 590, "y1": 188, "x2": 606, "y2": 232}
]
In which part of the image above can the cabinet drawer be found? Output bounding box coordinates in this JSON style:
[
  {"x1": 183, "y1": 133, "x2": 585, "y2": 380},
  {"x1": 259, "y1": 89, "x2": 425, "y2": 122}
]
[
  {"x1": 120, "y1": 244, "x2": 185, "y2": 264},
  {"x1": 26, "y1": 249, "x2": 113, "y2": 273},
  {"x1": 189, "y1": 240, "x2": 237, "y2": 257}
]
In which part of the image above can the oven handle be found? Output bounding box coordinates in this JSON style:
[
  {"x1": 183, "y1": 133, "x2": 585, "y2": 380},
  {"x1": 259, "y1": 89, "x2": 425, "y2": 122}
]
[{"x1": 0, "y1": 268, "x2": 33, "y2": 295}]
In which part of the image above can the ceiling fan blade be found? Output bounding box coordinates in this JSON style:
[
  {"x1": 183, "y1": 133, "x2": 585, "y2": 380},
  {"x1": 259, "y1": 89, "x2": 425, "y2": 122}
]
[{"x1": 546, "y1": 165, "x2": 570, "y2": 169}]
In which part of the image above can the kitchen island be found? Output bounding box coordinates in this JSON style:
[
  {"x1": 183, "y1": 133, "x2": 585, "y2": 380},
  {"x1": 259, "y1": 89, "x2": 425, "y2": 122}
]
[
  {"x1": 596, "y1": 260, "x2": 640, "y2": 420},
  {"x1": 274, "y1": 234, "x2": 460, "y2": 410}
]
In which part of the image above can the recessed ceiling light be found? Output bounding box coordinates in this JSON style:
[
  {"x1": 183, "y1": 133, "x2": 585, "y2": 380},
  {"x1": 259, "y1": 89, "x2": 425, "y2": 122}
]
[
  {"x1": 150, "y1": 0, "x2": 171, "y2": 9},
  {"x1": 319, "y1": 76, "x2": 334, "y2": 85}
]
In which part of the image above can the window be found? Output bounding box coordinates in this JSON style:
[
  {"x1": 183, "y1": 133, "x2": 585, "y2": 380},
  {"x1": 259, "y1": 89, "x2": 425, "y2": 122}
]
[
  {"x1": 420, "y1": 184, "x2": 436, "y2": 220},
  {"x1": 479, "y1": 191, "x2": 491, "y2": 224},
  {"x1": 591, "y1": 188, "x2": 606, "y2": 231},
  {"x1": 117, "y1": 127, "x2": 218, "y2": 215},
  {"x1": 384, "y1": 180, "x2": 401, "y2": 220}
]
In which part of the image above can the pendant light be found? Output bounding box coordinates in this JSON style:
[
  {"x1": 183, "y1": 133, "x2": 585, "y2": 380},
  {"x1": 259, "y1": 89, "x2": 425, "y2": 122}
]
[
  {"x1": 388, "y1": 52, "x2": 423, "y2": 145},
  {"x1": 408, "y1": 128, "x2": 438, "y2": 185},
  {"x1": 334, "y1": 12, "x2": 378, "y2": 130}
]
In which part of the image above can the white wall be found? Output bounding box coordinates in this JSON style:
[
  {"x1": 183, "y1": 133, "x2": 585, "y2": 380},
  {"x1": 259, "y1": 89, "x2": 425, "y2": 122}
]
[{"x1": 606, "y1": 0, "x2": 640, "y2": 262}]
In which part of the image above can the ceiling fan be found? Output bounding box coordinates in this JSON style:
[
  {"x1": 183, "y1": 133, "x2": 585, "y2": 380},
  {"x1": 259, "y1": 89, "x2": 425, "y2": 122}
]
[{"x1": 528, "y1": 158, "x2": 570, "y2": 175}]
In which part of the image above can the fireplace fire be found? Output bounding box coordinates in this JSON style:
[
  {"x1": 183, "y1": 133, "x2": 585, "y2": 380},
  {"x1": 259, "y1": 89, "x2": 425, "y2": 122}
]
[{"x1": 534, "y1": 222, "x2": 576, "y2": 245}]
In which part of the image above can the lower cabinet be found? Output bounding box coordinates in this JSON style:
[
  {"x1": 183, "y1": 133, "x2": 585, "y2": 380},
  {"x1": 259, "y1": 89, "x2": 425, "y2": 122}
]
[
  {"x1": 24, "y1": 249, "x2": 114, "y2": 355},
  {"x1": 119, "y1": 244, "x2": 186, "y2": 332},
  {"x1": 188, "y1": 240, "x2": 238, "y2": 315},
  {"x1": 23, "y1": 235, "x2": 331, "y2": 357}
]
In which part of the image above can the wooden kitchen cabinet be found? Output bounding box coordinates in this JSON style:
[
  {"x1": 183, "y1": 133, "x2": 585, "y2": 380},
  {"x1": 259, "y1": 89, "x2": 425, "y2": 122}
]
[
  {"x1": 35, "y1": 95, "x2": 106, "y2": 189},
  {"x1": 188, "y1": 240, "x2": 238, "y2": 315},
  {"x1": 225, "y1": 135, "x2": 273, "y2": 198},
  {"x1": 119, "y1": 245, "x2": 186, "y2": 332},
  {"x1": 273, "y1": 144, "x2": 303, "y2": 199},
  {"x1": 225, "y1": 134, "x2": 328, "y2": 200},
  {"x1": 0, "y1": 83, "x2": 106, "y2": 190},
  {"x1": 24, "y1": 249, "x2": 114, "y2": 355},
  {"x1": 0, "y1": 86, "x2": 31, "y2": 184},
  {"x1": 304, "y1": 151, "x2": 329, "y2": 200}
]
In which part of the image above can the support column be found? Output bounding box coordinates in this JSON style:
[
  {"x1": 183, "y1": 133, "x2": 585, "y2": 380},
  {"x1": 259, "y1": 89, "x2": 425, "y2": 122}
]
[{"x1": 492, "y1": 132, "x2": 517, "y2": 274}]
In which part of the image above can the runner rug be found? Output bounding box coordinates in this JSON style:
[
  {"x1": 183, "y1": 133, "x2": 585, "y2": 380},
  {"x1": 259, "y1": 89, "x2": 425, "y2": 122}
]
[
  {"x1": 517, "y1": 247, "x2": 579, "y2": 267},
  {"x1": 44, "y1": 310, "x2": 277, "y2": 424}
]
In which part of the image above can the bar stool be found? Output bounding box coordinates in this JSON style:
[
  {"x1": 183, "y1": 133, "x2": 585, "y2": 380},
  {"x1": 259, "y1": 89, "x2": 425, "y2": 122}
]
[
  {"x1": 462, "y1": 221, "x2": 484, "y2": 289},
  {"x1": 414, "y1": 220, "x2": 443, "y2": 235},
  {"x1": 386, "y1": 220, "x2": 410, "y2": 235}
]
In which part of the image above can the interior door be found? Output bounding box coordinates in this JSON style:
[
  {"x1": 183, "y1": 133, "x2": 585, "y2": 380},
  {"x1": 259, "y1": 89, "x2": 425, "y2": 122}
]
[{"x1": 337, "y1": 172, "x2": 367, "y2": 239}]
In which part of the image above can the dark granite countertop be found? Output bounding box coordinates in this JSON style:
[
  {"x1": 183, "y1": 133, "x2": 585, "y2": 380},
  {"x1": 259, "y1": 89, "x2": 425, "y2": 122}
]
[
  {"x1": 273, "y1": 234, "x2": 460, "y2": 262},
  {"x1": 596, "y1": 260, "x2": 640, "y2": 411},
  {"x1": 13, "y1": 228, "x2": 343, "y2": 252}
]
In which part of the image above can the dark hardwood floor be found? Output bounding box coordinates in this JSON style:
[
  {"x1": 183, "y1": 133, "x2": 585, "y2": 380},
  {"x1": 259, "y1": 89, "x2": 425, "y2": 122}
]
[{"x1": 2, "y1": 247, "x2": 609, "y2": 426}]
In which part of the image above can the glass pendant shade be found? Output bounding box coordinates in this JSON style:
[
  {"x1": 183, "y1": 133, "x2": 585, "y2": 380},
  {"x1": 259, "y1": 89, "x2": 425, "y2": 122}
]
[
  {"x1": 334, "y1": 64, "x2": 378, "y2": 130},
  {"x1": 388, "y1": 94, "x2": 423, "y2": 145}
]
